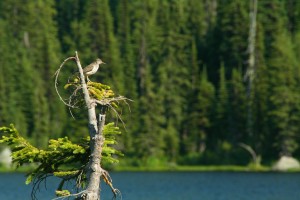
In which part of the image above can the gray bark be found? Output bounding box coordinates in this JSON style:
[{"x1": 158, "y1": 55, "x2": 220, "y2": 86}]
[
  {"x1": 74, "y1": 52, "x2": 104, "y2": 200},
  {"x1": 84, "y1": 114, "x2": 105, "y2": 200}
]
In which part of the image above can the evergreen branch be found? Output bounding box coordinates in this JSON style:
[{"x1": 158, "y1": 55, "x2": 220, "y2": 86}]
[{"x1": 1, "y1": 121, "x2": 123, "y2": 199}]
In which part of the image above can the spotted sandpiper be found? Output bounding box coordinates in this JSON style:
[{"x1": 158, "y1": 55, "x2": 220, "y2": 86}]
[{"x1": 83, "y1": 58, "x2": 105, "y2": 81}]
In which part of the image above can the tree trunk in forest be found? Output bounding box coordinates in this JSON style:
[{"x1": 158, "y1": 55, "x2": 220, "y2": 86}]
[
  {"x1": 83, "y1": 114, "x2": 106, "y2": 200},
  {"x1": 74, "y1": 52, "x2": 104, "y2": 200}
]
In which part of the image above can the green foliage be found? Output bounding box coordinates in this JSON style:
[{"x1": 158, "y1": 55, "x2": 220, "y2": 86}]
[
  {"x1": 216, "y1": 0, "x2": 249, "y2": 73},
  {"x1": 1, "y1": 0, "x2": 300, "y2": 168},
  {"x1": 0, "y1": 123, "x2": 122, "y2": 187},
  {"x1": 102, "y1": 123, "x2": 123, "y2": 163},
  {"x1": 55, "y1": 190, "x2": 71, "y2": 197},
  {"x1": 64, "y1": 80, "x2": 119, "y2": 112},
  {"x1": 266, "y1": 31, "x2": 299, "y2": 156},
  {"x1": 0, "y1": 125, "x2": 39, "y2": 167},
  {"x1": 88, "y1": 82, "x2": 115, "y2": 100},
  {"x1": 65, "y1": 80, "x2": 115, "y2": 99},
  {"x1": 0, "y1": 0, "x2": 66, "y2": 146}
]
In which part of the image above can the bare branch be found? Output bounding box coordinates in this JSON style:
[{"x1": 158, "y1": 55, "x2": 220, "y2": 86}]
[
  {"x1": 239, "y1": 142, "x2": 259, "y2": 165},
  {"x1": 54, "y1": 56, "x2": 77, "y2": 108},
  {"x1": 109, "y1": 104, "x2": 127, "y2": 131},
  {"x1": 67, "y1": 85, "x2": 84, "y2": 119},
  {"x1": 51, "y1": 190, "x2": 86, "y2": 200},
  {"x1": 94, "y1": 97, "x2": 132, "y2": 131},
  {"x1": 94, "y1": 96, "x2": 133, "y2": 106}
]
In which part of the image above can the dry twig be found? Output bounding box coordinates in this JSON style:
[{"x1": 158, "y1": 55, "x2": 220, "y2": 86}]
[{"x1": 54, "y1": 57, "x2": 77, "y2": 108}]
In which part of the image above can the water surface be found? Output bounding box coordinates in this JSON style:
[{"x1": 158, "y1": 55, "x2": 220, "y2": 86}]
[{"x1": 0, "y1": 172, "x2": 299, "y2": 200}]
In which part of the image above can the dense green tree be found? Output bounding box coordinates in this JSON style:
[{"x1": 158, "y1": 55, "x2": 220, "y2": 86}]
[
  {"x1": 251, "y1": 22, "x2": 269, "y2": 157},
  {"x1": 259, "y1": 0, "x2": 287, "y2": 58},
  {"x1": 266, "y1": 32, "x2": 299, "y2": 156},
  {"x1": 213, "y1": 64, "x2": 229, "y2": 142},
  {"x1": 259, "y1": 0, "x2": 299, "y2": 157},
  {"x1": 0, "y1": 0, "x2": 66, "y2": 146},
  {"x1": 215, "y1": 0, "x2": 249, "y2": 75},
  {"x1": 153, "y1": 1, "x2": 194, "y2": 160},
  {"x1": 0, "y1": 20, "x2": 11, "y2": 126},
  {"x1": 115, "y1": 0, "x2": 138, "y2": 154},
  {"x1": 136, "y1": 64, "x2": 166, "y2": 162},
  {"x1": 228, "y1": 68, "x2": 247, "y2": 144},
  {"x1": 132, "y1": 0, "x2": 167, "y2": 159},
  {"x1": 181, "y1": 39, "x2": 200, "y2": 155},
  {"x1": 0, "y1": 20, "x2": 27, "y2": 134},
  {"x1": 210, "y1": 64, "x2": 231, "y2": 163},
  {"x1": 195, "y1": 69, "x2": 215, "y2": 153},
  {"x1": 1, "y1": 0, "x2": 300, "y2": 165},
  {"x1": 82, "y1": 0, "x2": 123, "y2": 93},
  {"x1": 284, "y1": 0, "x2": 300, "y2": 35},
  {"x1": 55, "y1": 0, "x2": 87, "y2": 53}
]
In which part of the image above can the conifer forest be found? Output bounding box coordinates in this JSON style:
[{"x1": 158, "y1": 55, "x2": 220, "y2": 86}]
[{"x1": 1, "y1": 0, "x2": 300, "y2": 167}]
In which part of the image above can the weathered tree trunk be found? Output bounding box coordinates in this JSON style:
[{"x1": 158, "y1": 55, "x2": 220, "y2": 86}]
[
  {"x1": 74, "y1": 52, "x2": 104, "y2": 200},
  {"x1": 84, "y1": 114, "x2": 106, "y2": 200}
]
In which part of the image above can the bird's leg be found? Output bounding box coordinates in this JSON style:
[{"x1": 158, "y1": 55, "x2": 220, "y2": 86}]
[{"x1": 86, "y1": 76, "x2": 91, "y2": 82}]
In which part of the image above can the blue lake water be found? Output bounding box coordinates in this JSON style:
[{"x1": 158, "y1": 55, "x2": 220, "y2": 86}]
[{"x1": 0, "y1": 172, "x2": 300, "y2": 200}]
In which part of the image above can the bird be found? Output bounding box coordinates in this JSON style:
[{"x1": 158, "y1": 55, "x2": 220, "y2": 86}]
[{"x1": 83, "y1": 58, "x2": 105, "y2": 81}]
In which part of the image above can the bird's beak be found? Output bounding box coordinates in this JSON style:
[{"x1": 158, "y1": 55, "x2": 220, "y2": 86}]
[{"x1": 102, "y1": 62, "x2": 106, "y2": 64}]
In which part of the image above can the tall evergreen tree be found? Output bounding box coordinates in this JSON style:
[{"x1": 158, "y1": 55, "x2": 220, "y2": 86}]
[
  {"x1": 284, "y1": 0, "x2": 300, "y2": 36},
  {"x1": 152, "y1": 0, "x2": 193, "y2": 160},
  {"x1": 260, "y1": 0, "x2": 299, "y2": 157},
  {"x1": 251, "y1": 22, "x2": 269, "y2": 156},
  {"x1": 266, "y1": 32, "x2": 299, "y2": 156},
  {"x1": 195, "y1": 69, "x2": 215, "y2": 153},
  {"x1": 1, "y1": 0, "x2": 300, "y2": 164},
  {"x1": 80, "y1": 0, "x2": 123, "y2": 93},
  {"x1": 228, "y1": 68, "x2": 247, "y2": 144},
  {"x1": 181, "y1": 39, "x2": 200, "y2": 155},
  {"x1": 55, "y1": 0, "x2": 87, "y2": 54},
  {"x1": 115, "y1": 0, "x2": 138, "y2": 154},
  {"x1": 210, "y1": 63, "x2": 230, "y2": 151},
  {"x1": 130, "y1": 0, "x2": 167, "y2": 162},
  {"x1": 259, "y1": 0, "x2": 287, "y2": 58},
  {"x1": 0, "y1": 0, "x2": 66, "y2": 146},
  {"x1": 0, "y1": 20, "x2": 26, "y2": 134},
  {"x1": 215, "y1": 0, "x2": 249, "y2": 76}
]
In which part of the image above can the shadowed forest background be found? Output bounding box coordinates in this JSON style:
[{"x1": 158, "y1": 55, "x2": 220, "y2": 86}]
[{"x1": 1, "y1": 0, "x2": 300, "y2": 167}]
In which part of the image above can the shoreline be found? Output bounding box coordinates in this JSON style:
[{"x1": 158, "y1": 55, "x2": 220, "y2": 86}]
[
  {"x1": 2, "y1": 165, "x2": 299, "y2": 173},
  {"x1": 113, "y1": 165, "x2": 271, "y2": 172}
]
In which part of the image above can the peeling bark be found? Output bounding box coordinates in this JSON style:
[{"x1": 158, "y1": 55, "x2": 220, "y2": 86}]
[
  {"x1": 84, "y1": 115, "x2": 106, "y2": 200},
  {"x1": 74, "y1": 52, "x2": 104, "y2": 200}
]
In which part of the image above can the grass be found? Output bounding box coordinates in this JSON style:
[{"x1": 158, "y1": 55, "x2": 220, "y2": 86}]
[
  {"x1": 2, "y1": 164, "x2": 300, "y2": 173},
  {"x1": 174, "y1": 165, "x2": 270, "y2": 172},
  {"x1": 113, "y1": 164, "x2": 271, "y2": 172}
]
